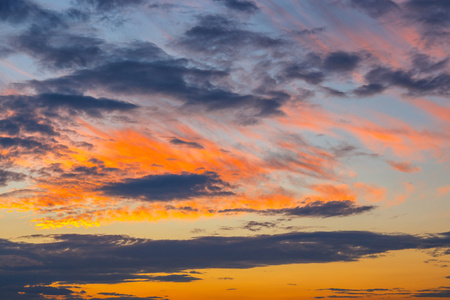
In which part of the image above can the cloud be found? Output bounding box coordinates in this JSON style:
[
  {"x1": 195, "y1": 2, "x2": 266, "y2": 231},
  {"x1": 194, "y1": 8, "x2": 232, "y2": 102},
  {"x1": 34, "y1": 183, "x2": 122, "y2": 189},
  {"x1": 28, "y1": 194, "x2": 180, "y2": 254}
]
[
  {"x1": 24, "y1": 59, "x2": 285, "y2": 118},
  {"x1": 0, "y1": 169, "x2": 26, "y2": 187},
  {"x1": 75, "y1": 0, "x2": 145, "y2": 12},
  {"x1": 11, "y1": 25, "x2": 169, "y2": 71},
  {"x1": 276, "y1": 201, "x2": 375, "y2": 217},
  {"x1": 101, "y1": 172, "x2": 233, "y2": 201},
  {"x1": 215, "y1": 0, "x2": 258, "y2": 13},
  {"x1": 361, "y1": 66, "x2": 450, "y2": 96},
  {"x1": 17, "y1": 285, "x2": 75, "y2": 296},
  {"x1": 388, "y1": 160, "x2": 420, "y2": 173},
  {"x1": 178, "y1": 14, "x2": 284, "y2": 56},
  {"x1": 349, "y1": 0, "x2": 399, "y2": 18},
  {"x1": 242, "y1": 221, "x2": 277, "y2": 232},
  {"x1": 316, "y1": 286, "x2": 450, "y2": 299},
  {"x1": 98, "y1": 293, "x2": 133, "y2": 297},
  {"x1": 347, "y1": 0, "x2": 449, "y2": 45},
  {"x1": 170, "y1": 138, "x2": 204, "y2": 149},
  {"x1": 323, "y1": 51, "x2": 361, "y2": 72},
  {"x1": 36, "y1": 93, "x2": 138, "y2": 115},
  {"x1": 403, "y1": 0, "x2": 450, "y2": 44},
  {"x1": 279, "y1": 64, "x2": 325, "y2": 85},
  {"x1": 146, "y1": 274, "x2": 201, "y2": 283},
  {"x1": 0, "y1": 94, "x2": 137, "y2": 118},
  {"x1": 353, "y1": 83, "x2": 386, "y2": 97},
  {"x1": 220, "y1": 201, "x2": 375, "y2": 218},
  {"x1": 292, "y1": 27, "x2": 326, "y2": 36},
  {"x1": 12, "y1": 26, "x2": 105, "y2": 70},
  {"x1": 413, "y1": 287, "x2": 450, "y2": 298},
  {"x1": 278, "y1": 51, "x2": 363, "y2": 87},
  {"x1": 0, "y1": 137, "x2": 52, "y2": 153},
  {"x1": 411, "y1": 53, "x2": 448, "y2": 74},
  {"x1": 0, "y1": 112, "x2": 57, "y2": 136},
  {"x1": 0, "y1": 0, "x2": 62, "y2": 27},
  {"x1": 0, "y1": 231, "x2": 448, "y2": 292}
]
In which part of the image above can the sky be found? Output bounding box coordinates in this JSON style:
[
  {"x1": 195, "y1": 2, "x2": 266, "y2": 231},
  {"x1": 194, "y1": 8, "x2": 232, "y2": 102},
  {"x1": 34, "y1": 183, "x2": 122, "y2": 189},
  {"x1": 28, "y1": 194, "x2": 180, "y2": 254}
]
[{"x1": 0, "y1": 0, "x2": 449, "y2": 299}]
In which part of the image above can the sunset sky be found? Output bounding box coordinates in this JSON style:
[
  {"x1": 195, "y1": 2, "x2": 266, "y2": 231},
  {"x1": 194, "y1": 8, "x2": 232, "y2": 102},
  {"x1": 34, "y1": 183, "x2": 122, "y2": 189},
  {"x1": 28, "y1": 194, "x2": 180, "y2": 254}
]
[{"x1": 0, "y1": 0, "x2": 449, "y2": 299}]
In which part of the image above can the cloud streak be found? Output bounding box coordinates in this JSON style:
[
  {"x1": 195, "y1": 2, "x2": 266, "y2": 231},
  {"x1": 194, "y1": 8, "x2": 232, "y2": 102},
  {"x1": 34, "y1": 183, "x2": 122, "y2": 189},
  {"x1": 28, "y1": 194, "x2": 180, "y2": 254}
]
[{"x1": 0, "y1": 230, "x2": 448, "y2": 292}]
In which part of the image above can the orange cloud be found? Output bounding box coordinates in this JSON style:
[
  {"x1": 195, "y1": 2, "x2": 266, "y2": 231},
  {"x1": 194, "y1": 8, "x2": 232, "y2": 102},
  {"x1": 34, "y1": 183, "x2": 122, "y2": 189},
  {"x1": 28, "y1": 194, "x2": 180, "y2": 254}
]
[
  {"x1": 437, "y1": 185, "x2": 450, "y2": 197},
  {"x1": 388, "y1": 161, "x2": 420, "y2": 173},
  {"x1": 354, "y1": 182, "x2": 387, "y2": 203}
]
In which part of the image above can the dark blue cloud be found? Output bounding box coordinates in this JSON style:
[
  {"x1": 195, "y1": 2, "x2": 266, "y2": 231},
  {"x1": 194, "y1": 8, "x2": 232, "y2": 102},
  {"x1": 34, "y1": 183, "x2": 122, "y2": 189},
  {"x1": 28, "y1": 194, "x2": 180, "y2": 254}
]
[
  {"x1": 0, "y1": 230, "x2": 448, "y2": 289},
  {"x1": 101, "y1": 172, "x2": 233, "y2": 201},
  {"x1": 0, "y1": 137, "x2": 51, "y2": 152},
  {"x1": 0, "y1": 0, "x2": 62, "y2": 26},
  {"x1": 315, "y1": 286, "x2": 450, "y2": 299},
  {"x1": 349, "y1": 0, "x2": 399, "y2": 17},
  {"x1": 0, "y1": 112, "x2": 57, "y2": 136},
  {"x1": 170, "y1": 138, "x2": 204, "y2": 149},
  {"x1": 413, "y1": 287, "x2": 450, "y2": 298},
  {"x1": 353, "y1": 83, "x2": 386, "y2": 97},
  {"x1": 0, "y1": 231, "x2": 447, "y2": 298},
  {"x1": 363, "y1": 66, "x2": 450, "y2": 96},
  {"x1": 323, "y1": 51, "x2": 361, "y2": 72},
  {"x1": 12, "y1": 26, "x2": 104, "y2": 70},
  {"x1": 178, "y1": 15, "x2": 284, "y2": 55},
  {"x1": 0, "y1": 169, "x2": 26, "y2": 187},
  {"x1": 278, "y1": 51, "x2": 362, "y2": 87},
  {"x1": 405, "y1": 0, "x2": 450, "y2": 28},
  {"x1": 279, "y1": 63, "x2": 325, "y2": 85},
  {"x1": 215, "y1": 0, "x2": 258, "y2": 13},
  {"x1": 279, "y1": 201, "x2": 375, "y2": 217},
  {"x1": 24, "y1": 59, "x2": 285, "y2": 118},
  {"x1": 11, "y1": 24, "x2": 169, "y2": 71},
  {"x1": 0, "y1": 94, "x2": 137, "y2": 117},
  {"x1": 219, "y1": 201, "x2": 375, "y2": 218},
  {"x1": 75, "y1": 0, "x2": 145, "y2": 12},
  {"x1": 37, "y1": 93, "x2": 137, "y2": 115}
]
